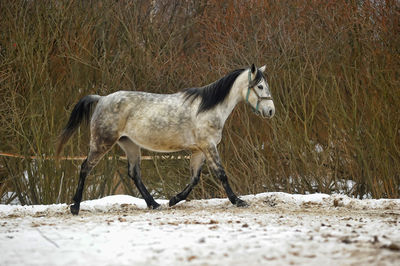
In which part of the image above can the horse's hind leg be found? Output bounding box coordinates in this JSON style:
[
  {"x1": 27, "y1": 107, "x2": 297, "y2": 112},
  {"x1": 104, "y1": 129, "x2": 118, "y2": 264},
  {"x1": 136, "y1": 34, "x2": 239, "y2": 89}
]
[
  {"x1": 70, "y1": 158, "x2": 91, "y2": 215},
  {"x1": 204, "y1": 145, "x2": 248, "y2": 207},
  {"x1": 70, "y1": 140, "x2": 115, "y2": 215},
  {"x1": 169, "y1": 151, "x2": 205, "y2": 207},
  {"x1": 118, "y1": 137, "x2": 160, "y2": 209}
]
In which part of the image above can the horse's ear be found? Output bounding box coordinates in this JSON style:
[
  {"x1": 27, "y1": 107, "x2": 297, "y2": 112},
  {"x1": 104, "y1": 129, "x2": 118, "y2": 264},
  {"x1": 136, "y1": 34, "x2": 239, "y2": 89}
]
[
  {"x1": 259, "y1": 65, "x2": 266, "y2": 73},
  {"x1": 251, "y1": 63, "x2": 256, "y2": 74}
]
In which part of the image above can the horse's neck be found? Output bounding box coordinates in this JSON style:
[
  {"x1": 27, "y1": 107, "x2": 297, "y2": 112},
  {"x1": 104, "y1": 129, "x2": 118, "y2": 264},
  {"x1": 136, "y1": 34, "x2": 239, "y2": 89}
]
[{"x1": 209, "y1": 72, "x2": 247, "y2": 126}]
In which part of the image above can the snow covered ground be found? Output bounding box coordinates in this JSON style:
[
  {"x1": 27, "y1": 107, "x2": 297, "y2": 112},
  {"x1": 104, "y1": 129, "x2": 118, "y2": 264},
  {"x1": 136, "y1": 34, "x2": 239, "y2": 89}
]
[{"x1": 1, "y1": 193, "x2": 399, "y2": 266}]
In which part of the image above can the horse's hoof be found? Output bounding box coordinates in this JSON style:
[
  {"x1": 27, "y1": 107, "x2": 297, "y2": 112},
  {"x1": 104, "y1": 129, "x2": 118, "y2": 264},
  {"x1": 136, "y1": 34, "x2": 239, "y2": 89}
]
[
  {"x1": 169, "y1": 196, "x2": 179, "y2": 207},
  {"x1": 70, "y1": 204, "x2": 80, "y2": 215},
  {"x1": 236, "y1": 199, "x2": 249, "y2": 207},
  {"x1": 149, "y1": 202, "x2": 161, "y2": 210}
]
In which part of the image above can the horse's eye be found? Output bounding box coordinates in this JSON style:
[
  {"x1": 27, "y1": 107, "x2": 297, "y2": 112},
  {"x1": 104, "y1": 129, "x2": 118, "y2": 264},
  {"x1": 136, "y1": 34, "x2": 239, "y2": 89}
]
[{"x1": 257, "y1": 85, "x2": 263, "y2": 90}]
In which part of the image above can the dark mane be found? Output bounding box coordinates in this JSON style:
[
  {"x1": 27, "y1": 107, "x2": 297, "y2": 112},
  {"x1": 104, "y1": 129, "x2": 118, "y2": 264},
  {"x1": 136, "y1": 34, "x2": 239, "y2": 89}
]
[{"x1": 183, "y1": 67, "x2": 265, "y2": 113}]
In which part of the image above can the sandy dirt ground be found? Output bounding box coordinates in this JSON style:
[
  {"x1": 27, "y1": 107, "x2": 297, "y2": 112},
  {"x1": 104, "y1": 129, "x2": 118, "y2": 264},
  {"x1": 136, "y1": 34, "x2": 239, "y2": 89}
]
[{"x1": 1, "y1": 193, "x2": 399, "y2": 266}]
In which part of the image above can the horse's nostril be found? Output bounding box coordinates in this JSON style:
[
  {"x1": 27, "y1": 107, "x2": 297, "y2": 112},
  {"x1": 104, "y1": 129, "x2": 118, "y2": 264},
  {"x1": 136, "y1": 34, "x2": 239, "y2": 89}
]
[{"x1": 269, "y1": 109, "x2": 273, "y2": 117}]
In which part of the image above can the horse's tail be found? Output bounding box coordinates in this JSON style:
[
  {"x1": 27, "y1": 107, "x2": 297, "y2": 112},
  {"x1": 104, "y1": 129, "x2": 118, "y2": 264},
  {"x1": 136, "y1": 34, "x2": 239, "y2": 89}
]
[{"x1": 56, "y1": 95, "x2": 101, "y2": 160}]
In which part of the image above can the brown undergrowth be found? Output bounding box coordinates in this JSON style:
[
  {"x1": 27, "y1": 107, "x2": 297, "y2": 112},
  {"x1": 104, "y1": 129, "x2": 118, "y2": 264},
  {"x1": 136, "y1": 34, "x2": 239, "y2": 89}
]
[{"x1": 0, "y1": 0, "x2": 399, "y2": 204}]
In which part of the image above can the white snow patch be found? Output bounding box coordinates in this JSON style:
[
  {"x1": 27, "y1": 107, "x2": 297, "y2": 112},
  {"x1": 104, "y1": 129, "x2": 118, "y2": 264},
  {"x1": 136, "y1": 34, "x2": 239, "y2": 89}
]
[
  {"x1": 315, "y1": 143, "x2": 323, "y2": 153},
  {"x1": 1, "y1": 193, "x2": 399, "y2": 266},
  {"x1": 80, "y1": 195, "x2": 169, "y2": 212},
  {"x1": 0, "y1": 191, "x2": 21, "y2": 205}
]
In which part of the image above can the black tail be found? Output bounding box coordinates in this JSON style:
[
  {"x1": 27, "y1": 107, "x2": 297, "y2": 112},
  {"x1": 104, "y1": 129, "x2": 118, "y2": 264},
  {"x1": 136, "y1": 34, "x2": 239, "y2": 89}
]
[{"x1": 56, "y1": 95, "x2": 101, "y2": 159}]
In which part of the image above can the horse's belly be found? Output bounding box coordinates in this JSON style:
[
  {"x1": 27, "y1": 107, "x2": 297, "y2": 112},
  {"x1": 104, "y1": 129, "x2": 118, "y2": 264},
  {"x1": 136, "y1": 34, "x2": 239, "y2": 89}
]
[{"x1": 123, "y1": 130, "x2": 196, "y2": 152}]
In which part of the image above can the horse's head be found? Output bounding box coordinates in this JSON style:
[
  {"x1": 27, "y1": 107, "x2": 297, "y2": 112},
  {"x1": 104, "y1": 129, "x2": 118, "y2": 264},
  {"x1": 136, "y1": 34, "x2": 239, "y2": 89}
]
[{"x1": 244, "y1": 64, "x2": 275, "y2": 119}]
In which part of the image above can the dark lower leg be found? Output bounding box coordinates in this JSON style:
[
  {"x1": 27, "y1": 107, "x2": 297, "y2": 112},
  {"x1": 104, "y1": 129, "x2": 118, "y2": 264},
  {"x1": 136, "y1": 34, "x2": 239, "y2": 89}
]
[
  {"x1": 169, "y1": 171, "x2": 200, "y2": 207},
  {"x1": 128, "y1": 162, "x2": 160, "y2": 209},
  {"x1": 71, "y1": 159, "x2": 91, "y2": 215},
  {"x1": 205, "y1": 146, "x2": 248, "y2": 207},
  {"x1": 216, "y1": 169, "x2": 248, "y2": 207},
  {"x1": 169, "y1": 152, "x2": 204, "y2": 207}
]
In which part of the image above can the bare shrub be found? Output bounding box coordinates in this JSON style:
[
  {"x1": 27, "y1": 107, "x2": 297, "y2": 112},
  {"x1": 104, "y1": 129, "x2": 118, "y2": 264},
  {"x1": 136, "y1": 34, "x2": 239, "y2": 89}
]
[{"x1": 0, "y1": 0, "x2": 398, "y2": 204}]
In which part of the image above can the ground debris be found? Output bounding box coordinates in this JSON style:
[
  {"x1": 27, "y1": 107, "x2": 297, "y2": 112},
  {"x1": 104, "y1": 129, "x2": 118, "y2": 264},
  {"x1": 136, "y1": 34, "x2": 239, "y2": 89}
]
[
  {"x1": 187, "y1": 255, "x2": 197, "y2": 261},
  {"x1": 381, "y1": 243, "x2": 400, "y2": 252}
]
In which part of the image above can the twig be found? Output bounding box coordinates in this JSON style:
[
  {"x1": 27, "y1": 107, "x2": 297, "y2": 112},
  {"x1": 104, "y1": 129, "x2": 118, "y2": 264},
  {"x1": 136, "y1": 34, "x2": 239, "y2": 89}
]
[{"x1": 36, "y1": 228, "x2": 59, "y2": 248}]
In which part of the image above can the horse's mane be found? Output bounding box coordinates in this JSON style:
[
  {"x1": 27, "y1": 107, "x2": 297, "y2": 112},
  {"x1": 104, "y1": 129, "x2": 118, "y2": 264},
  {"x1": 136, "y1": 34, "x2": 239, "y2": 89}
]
[{"x1": 183, "y1": 68, "x2": 264, "y2": 113}]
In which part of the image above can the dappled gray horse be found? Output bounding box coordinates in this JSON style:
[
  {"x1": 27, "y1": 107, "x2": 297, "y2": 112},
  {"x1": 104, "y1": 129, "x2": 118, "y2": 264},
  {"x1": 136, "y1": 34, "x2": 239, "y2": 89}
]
[{"x1": 57, "y1": 64, "x2": 275, "y2": 215}]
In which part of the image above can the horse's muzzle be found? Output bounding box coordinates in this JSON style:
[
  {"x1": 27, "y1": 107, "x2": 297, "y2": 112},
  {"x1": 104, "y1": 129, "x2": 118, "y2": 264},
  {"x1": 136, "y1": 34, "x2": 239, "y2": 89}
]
[{"x1": 259, "y1": 107, "x2": 275, "y2": 119}]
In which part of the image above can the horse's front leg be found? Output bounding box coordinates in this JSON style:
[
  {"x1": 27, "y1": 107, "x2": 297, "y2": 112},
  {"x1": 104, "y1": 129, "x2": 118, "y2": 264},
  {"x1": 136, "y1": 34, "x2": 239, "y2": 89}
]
[
  {"x1": 204, "y1": 145, "x2": 248, "y2": 207},
  {"x1": 118, "y1": 137, "x2": 160, "y2": 209},
  {"x1": 169, "y1": 151, "x2": 205, "y2": 207},
  {"x1": 128, "y1": 160, "x2": 160, "y2": 209}
]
